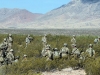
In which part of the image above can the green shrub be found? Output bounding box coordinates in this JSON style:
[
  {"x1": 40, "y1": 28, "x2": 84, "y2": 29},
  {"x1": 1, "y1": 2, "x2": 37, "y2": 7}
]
[{"x1": 1, "y1": 34, "x2": 100, "y2": 75}]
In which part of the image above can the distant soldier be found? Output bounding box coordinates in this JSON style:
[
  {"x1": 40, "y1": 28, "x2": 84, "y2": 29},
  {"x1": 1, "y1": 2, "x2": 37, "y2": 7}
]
[
  {"x1": 86, "y1": 44, "x2": 95, "y2": 58},
  {"x1": 71, "y1": 35, "x2": 76, "y2": 45},
  {"x1": 6, "y1": 49, "x2": 15, "y2": 64},
  {"x1": 94, "y1": 38, "x2": 98, "y2": 44},
  {"x1": 71, "y1": 44, "x2": 80, "y2": 58},
  {"x1": 14, "y1": 56, "x2": 20, "y2": 63},
  {"x1": 98, "y1": 36, "x2": 100, "y2": 42},
  {"x1": 42, "y1": 34, "x2": 47, "y2": 48},
  {"x1": 25, "y1": 34, "x2": 33, "y2": 47},
  {"x1": 22, "y1": 54, "x2": 28, "y2": 62},
  {"x1": 60, "y1": 43, "x2": 70, "y2": 58},
  {"x1": 7, "y1": 34, "x2": 13, "y2": 50}
]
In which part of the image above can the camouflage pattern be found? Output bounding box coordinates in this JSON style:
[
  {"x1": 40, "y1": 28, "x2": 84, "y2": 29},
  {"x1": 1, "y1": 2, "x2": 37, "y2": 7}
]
[
  {"x1": 86, "y1": 47, "x2": 95, "y2": 57},
  {"x1": 22, "y1": 55, "x2": 28, "y2": 62},
  {"x1": 0, "y1": 38, "x2": 8, "y2": 50},
  {"x1": 60, "y1": 43, "x2": 70, "y2": 58},
  {"x1": 0, "y1": 51, "x2": 4, "y2": 66},
  {"x1": 53, "y1": 48, "x2": 59, "y2": 58},
  {"x1": 72, "y1": 48, "x2": 80, "y2": 55},
  {"x1": 7, "y1": 34, "x2": 13, "y2": 50},
  {"x1": 41, "y1": 47, "x2": 53, "y2": 60},
  {"x1": 71, "y1": 35, "x2": 76, "y2": 44},
  {"x1": 26, "y1": 37, "x2": 30, "y2": 47},
  {"x1": 98, "y1": 36, "x2": 100, "y2": 41},
  {"x1": 94, "y1": 38, "x2": 98, "y2": 44},
  {"x1": 25, "y1": 34, "x2": 33, "y2": 47},
  {"x1": 6, "y1": 49, "x2": 14, "y2": 64},
  {"x1": 42, "y1": 35, "x2": 47, "y2": 47},
  {"x1": 79, "y1": 52, "x2": 85, "y2": 62},
  {"x1": 72, "y1": 44, "x2": 80, "y2": 58},
  {"x1": 0, "y1": 50, "x2": 4, "y2": 62}
]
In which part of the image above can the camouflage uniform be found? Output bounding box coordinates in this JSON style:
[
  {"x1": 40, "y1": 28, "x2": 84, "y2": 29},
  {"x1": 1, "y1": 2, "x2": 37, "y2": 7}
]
[
  {"x1": 72, "y1": 44, "x2": 80, "y2": 58},
  {"x1": 0, "y1": 50, "x2": 4, "y2": 65},
  {"x1": 41, "y1": 44, "x2": 52, "y2": 56},
  {"x1": 79, "y1": 52, "x2": 85, "y2": 68},
  {"x1": 25, "y1": 34, "x2": 33, "y2": 47},
  {"x1": 42, "y1": 34, "x2": 47, "y2": 48},
  {"x1": 53, "y1": 48, "x2": 59, "y2": 58},
  {"x1": 26, "y1": 37, "x2": 30, "y2": 47},
  {"x1": 71, "y1": 35, "x2": 76, "y2": 45},
  {"x1": 14, "y1": 56, "x2": 19, "y2": 63},
  {"x1": 86, "y1": 44, "x2": 95, "y2": 57},
  {"x1": 0, "y1": 38, "x2": 9, "y2": 59},
  {"x1": 22, "y1": 54, "x2": 28, "y2": 62},
  {"x1": 42, "y1": 47, "x2": 53, "y2": 60},
  {"x1": 98, "y1": 37, "x2": 100, "y2": 42},
  {"x1": 7, "y1": 34, "x2": 13, "y2": 50},
  {"x1": 94, "y1": 38, "x2": 98, "y2": 44},
  {"x1": 79, "y1": 52, "x2": 85, "y2": 61},
  {"x1": 6, "y1": 49, "x2": 14, "y2": 64},
  {"x1": 60, "y1": 43, "x2": 70, "y2": 58},
  {"x1": 0, "y1": 38, "x2": 8, "y2": 50}
]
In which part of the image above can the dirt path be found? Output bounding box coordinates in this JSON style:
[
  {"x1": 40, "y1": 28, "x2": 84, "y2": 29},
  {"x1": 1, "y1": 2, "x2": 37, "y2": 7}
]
[{"x1": 42, "y1": 68, "x2": 86, "y2": 75}]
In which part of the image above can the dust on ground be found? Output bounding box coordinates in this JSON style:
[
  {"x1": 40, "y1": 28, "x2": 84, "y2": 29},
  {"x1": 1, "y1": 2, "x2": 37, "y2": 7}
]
[{"x1": 42, "y1": 68, "x2": 86, "y2": 75}]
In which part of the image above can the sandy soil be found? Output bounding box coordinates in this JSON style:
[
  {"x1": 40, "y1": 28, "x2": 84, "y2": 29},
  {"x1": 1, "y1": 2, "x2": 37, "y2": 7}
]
[{"x1": 42, "y1": 68, "x2": 86, "y2": 75}]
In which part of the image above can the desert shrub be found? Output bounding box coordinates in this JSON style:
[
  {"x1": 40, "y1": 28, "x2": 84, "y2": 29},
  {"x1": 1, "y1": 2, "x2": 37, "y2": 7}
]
[
  {"x1": 84, "y1": 57, "x2": 100, "y2": 75},
  {"x1": 1, "y1": 34, "x2": 100, "y2": 75}
]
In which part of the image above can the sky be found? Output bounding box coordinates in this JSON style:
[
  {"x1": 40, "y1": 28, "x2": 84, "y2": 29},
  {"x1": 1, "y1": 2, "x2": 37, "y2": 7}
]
[{"x1": 0, "y1": 0, "x2": 70, "y2": 14}]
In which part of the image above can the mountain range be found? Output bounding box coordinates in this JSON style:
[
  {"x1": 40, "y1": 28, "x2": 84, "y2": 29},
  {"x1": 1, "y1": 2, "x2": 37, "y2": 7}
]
[
  {"x1": 0, "y1": 0, "x2": 100, "y2": 29},
  {"x1": 0, "y1": 8, "x2": 43, "y2": 28}
]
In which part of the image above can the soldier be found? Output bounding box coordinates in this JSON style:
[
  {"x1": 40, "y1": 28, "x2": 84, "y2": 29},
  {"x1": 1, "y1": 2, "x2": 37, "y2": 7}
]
[
  {"x1": 86, "y1": 44, "x2": 95, "y2": 58},
  {"x1": 43, "y1": 47, "x2": 53, "y2": 60},
  {"x1": 79, "y1": 52, "x2": 85, "y2": 61},
  {"x1": 53, "y1": 48, "x2": 59, "y2": 58},
  {"x1": 0, "y1": 50, "x2": 4, "y2": 66},
  {"x1": 7, "y1": 34, "x2": 13, "y2": 50},
  {"x1": 60, "y1": 43, "x2": 70, "y2": 58},
  {"x1": 71, "y1": 35, "x2": 76, "y2": 45},
  {"x1": 79, "y1": 52, "x2": 85, "y2": 68},
  {"x1": 94, "y1": 38, "x2": 98, "y2": 44},
  {"x1": 41, "y1": 44, "x2": 52, "y2": 56},
  {"x1": 14, "y1": 56, "x2": 20, "y2": 63},
  {"x1": 42, "y1": 34, "x2": 47, "y2": 48},
  {"x1": 98, "y1": 36, "x2": 100, "y2": 42},
  {"x1": 0, "y1": 38, "x2": 9, "y2": 58},
  {"x1": 46, "y1": 44, "x2": 52, "y2": 51},
  {"x1": 25, "y1": 34, "x2": 33, "y2": 47},
  {"x1": 71, "y1": 44, "x2": 80, "y2": 58},
  {"x1": 22, "y1": 54, "x2": 28, "y2": 62},
  {"x1": 6, "y1": 49, "x2": 15, "y2": 64},
  {"x1": 0, "y1": 38, "x2": 8, "y2": 50}
]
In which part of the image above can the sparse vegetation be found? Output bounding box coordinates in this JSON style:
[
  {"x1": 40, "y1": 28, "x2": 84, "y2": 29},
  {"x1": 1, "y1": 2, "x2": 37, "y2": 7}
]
[{"x1": 0, "y1": 33, "x2": 100, "y2": 75}]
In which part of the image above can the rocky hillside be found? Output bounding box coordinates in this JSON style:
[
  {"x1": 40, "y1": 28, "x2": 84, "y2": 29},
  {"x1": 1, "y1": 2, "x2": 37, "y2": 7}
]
[
  {"x1": 0, "y1": 0, "x2": 100, "y2": 29},
  {"x1": 26, "y1": 0, "x2": 100, "y2": 29},
  {"x1": 0, "y1": 8, "x2": 43, "y2": 28}
]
